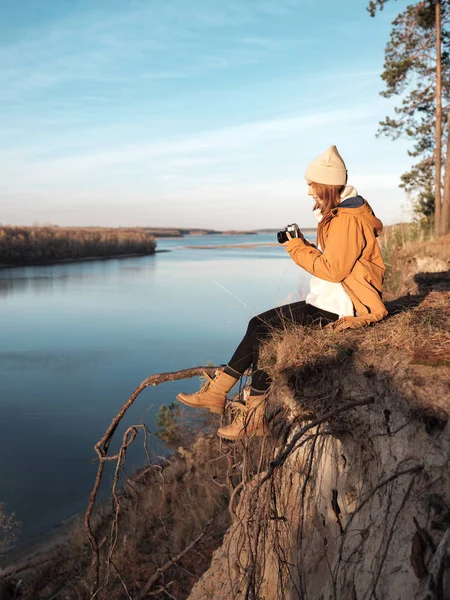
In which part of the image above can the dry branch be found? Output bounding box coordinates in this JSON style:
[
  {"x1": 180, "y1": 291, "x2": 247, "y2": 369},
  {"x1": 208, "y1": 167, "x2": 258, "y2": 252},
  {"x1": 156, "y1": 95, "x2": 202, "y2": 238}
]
[
  {"x1": 135, "y1": 519, "x2": 213, "y2": 600},
  {"x1": 85, "y1": 365, "x2": 225, "y2": 597}
]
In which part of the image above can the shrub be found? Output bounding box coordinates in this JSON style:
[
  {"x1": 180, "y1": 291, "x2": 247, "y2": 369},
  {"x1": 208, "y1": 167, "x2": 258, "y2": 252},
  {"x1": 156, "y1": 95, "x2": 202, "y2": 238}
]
[{"x1": 0, "y1": 503, "x2": 20, "y2": 553}]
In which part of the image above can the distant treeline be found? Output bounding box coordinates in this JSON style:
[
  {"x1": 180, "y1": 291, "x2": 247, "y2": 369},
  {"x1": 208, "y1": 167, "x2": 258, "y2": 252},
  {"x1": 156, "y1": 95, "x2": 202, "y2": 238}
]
[
  {"x1": 144, "y1": 228, "x2": 215, "y2": 237},
  {"x1": 144, "y1": 227, "x2": 259, "y2": 237},
  {"x1": 0, "y1": 226, "x2": 157, "y2": 267}
]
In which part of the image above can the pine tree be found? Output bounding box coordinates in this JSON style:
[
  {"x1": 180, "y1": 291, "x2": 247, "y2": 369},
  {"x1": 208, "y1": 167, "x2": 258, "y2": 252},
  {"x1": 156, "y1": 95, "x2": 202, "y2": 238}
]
[{"x1": 368, "y1": 0, "x2": 450, "y2": 235}]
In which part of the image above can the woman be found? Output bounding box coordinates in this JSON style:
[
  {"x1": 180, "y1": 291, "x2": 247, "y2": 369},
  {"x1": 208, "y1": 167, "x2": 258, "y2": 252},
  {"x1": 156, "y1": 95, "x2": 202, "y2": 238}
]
[{"x1": 177, "y1": 146, "x2": 387, "y2": 440}]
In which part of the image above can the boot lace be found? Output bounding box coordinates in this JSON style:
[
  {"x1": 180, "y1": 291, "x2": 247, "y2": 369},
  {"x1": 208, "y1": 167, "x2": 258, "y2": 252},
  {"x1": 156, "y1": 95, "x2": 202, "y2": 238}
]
[
  {"x1": 197, "y1": 371, "x2": 214, "y2": 394},
  {"x1": 229, "y1": 401, "x2": 247, "y2": 427}
]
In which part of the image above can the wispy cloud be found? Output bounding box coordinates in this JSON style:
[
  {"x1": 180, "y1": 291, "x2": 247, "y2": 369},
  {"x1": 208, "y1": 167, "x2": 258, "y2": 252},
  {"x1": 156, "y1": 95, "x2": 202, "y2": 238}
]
[
  {"x1": 0, "y1": 0, "x2": 294, "y2": 99},
  {"x1": 4, "y1": 106, "x2": 372, "y2": 182}
]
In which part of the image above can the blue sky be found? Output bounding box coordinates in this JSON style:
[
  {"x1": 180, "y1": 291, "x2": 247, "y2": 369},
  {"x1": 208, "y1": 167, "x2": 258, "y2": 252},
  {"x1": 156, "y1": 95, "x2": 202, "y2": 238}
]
[{"x1": 1, "y1": 0, "x2": 414, "y2": 229}]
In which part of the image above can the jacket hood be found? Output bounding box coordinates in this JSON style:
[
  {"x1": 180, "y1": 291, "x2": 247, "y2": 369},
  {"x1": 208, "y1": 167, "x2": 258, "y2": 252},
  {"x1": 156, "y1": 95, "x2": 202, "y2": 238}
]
[
  {"x1": 340, "y1": 185, "x2": 358, "y2": 203},
  {"x1": 340, "y1": 196, "x2": 365, "y2": 209},
  {"x1": 338, "y1": 199, "x2": 383, "y2": 236}
]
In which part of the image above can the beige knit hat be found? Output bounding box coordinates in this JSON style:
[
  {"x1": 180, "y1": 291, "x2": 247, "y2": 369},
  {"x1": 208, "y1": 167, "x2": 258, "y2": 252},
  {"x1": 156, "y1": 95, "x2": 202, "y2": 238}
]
[{"x1": 305, "y1": 145, "x2": 347, "y2": 185}]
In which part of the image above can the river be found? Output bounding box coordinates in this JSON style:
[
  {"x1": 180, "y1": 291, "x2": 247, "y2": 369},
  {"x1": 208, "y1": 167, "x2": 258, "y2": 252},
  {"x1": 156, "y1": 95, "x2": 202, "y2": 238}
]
[{"x1": 0, "y1": 233, "x2": 313, "y2": 543}]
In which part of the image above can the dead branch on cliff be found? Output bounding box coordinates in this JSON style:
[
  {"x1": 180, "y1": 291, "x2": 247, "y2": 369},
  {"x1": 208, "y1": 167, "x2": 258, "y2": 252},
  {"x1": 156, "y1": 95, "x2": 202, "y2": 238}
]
[
  {"x1": 136, "y1": 519, "x2": 213, "y2": 600},
  {"x1": 258, "y1": 396, "x2": 375, "y2": 487},
  {"x1": 85, "y1": 365, "x2": 225, "y2": 599}
]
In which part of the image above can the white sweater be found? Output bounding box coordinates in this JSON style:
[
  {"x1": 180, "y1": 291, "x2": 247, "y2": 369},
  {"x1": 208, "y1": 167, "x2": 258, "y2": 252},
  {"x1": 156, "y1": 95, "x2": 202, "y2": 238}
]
[{"x1": 305, "y1": 186, "x2": 356, "y2": 318}]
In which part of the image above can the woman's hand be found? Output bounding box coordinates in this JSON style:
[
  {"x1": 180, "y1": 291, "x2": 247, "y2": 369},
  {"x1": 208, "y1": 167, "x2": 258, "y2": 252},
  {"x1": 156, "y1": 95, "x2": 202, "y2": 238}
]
[{"x1": 281, "y1": 230, "x2": 292, "y2": 246}]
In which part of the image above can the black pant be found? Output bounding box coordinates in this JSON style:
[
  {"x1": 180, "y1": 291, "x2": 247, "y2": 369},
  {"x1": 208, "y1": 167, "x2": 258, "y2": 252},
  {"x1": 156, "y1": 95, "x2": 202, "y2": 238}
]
[{"x1": 223, "y1": 301, "x2": 338, "y2": 394}]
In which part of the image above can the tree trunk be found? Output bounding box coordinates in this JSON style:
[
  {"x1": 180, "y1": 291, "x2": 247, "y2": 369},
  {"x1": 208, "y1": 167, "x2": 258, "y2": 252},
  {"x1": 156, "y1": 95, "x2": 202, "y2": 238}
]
[
  {"x1": 442, "y1": 110, "x2": 450, "y2": 236},
  {"x1": 435, "y1": 0, "x2": 442, "y2": 237}
]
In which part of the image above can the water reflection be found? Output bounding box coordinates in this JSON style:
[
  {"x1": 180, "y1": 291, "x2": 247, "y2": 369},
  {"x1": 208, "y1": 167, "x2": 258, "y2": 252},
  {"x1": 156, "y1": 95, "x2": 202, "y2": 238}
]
[
  {"x1": 0, "y1": 258, "x2": 158, "y2": 298},
  {"x1": 0, "y1": 274, "x2": 69, "y2": 297}
]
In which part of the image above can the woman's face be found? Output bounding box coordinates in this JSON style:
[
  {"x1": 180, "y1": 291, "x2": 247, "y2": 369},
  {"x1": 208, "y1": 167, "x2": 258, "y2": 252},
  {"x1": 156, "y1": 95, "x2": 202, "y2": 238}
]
[{"x1": 307, "y1": 181, "x2": 322, "y2": 205}]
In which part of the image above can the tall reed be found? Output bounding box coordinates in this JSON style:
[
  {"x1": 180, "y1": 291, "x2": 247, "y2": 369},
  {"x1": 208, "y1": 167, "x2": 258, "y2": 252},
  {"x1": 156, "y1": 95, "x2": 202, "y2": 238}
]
[{"x1": 0, "y1": 226, "x2": 157, "y2": 266}]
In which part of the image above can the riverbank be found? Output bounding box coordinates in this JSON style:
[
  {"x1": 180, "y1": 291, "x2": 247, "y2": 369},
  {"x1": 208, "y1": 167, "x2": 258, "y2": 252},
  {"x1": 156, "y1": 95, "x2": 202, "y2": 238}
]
[
  {"x1": 0, "y1": 226, "x2": 157, "y2": 268},
  {"x1": 191, "y1": 291, "x2": 450, "y2": 600}
]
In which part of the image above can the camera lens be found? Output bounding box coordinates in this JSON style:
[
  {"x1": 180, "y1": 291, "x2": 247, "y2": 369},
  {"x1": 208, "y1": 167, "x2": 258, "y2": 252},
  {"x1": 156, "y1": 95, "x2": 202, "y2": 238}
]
[{"x1": 277, "y1": 231, "x2": 287, "y2": 244}]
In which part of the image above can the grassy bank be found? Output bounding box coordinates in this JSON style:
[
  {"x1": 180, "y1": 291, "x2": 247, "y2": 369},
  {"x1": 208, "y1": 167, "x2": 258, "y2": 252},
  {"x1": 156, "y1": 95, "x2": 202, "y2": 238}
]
[
  {"x1": 0, "y1": 226, "x2": 157, "y2": 267},
  {"x1": 378, "y1": 222, "x2": 449, "y2": 297}
]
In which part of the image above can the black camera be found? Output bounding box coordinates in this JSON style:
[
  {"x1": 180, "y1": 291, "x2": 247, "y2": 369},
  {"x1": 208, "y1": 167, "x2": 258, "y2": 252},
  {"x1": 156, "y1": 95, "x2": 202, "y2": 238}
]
[{"x1": 277, "y1": 223, "x2": 301, "y2": 244}]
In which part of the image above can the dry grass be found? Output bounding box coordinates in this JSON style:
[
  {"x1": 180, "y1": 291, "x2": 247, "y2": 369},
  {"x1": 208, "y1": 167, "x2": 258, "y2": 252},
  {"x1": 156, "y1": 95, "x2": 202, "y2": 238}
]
[
  {"x1": 379, "y1": 221, "x2": 434, "y2": 249},
  {"x1": 379, "y1": 221, "x2": 450, "y2": 297},
  {"x1": 402, "y1": 232, "x2": 450, "y2": 260},
  {"x1": 258, "y1": 291, "x2": 450, "y2": 419},
  {"x1": 0, "y1": 226, "x2": 157, "y2": 267},
  {"x1": 261, "y1": 292, "x2": 449, "y2": 374},
  {"x1": 14, "y1": 433, "x2": 231, "y2": 599}
]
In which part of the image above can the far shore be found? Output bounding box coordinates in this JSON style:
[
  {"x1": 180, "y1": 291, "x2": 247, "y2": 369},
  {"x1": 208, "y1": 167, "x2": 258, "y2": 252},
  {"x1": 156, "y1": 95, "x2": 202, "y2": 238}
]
[
  {"x1": 185, "y1": 242, "x2": 279, "y2": 249},
  {"x1": 0, "y1": 250, "x2": 165, "y2": 270}
]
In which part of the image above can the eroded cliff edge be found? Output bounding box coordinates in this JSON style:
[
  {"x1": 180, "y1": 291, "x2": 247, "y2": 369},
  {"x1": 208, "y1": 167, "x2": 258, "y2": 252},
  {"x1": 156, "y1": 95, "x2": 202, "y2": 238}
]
[{"x1": 189, "y1": 282, "x2": 450, "y2": 599}]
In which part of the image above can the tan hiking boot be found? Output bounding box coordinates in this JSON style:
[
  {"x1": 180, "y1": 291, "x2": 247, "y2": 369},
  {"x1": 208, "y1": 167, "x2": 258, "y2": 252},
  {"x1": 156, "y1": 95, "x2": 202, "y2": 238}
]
[
  {"x1": 217, "y1": 395, "x2": 266, "y2": 440},
  {"x1": 176, "y1": 370, "x2": 238, "y2": 415}
]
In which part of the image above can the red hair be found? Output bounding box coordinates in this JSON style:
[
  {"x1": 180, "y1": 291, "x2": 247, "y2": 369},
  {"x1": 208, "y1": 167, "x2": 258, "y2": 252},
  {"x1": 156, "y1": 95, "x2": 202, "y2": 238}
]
[{"x1": 311, "y1": 182, "x2": 345, "y2": 215}]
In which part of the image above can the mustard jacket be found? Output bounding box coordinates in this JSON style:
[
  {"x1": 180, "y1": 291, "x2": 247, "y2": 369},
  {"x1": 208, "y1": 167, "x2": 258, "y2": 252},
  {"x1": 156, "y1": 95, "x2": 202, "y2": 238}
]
[{"x1": 285, "y1": 201, "x2": 388, "y2": 328}]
